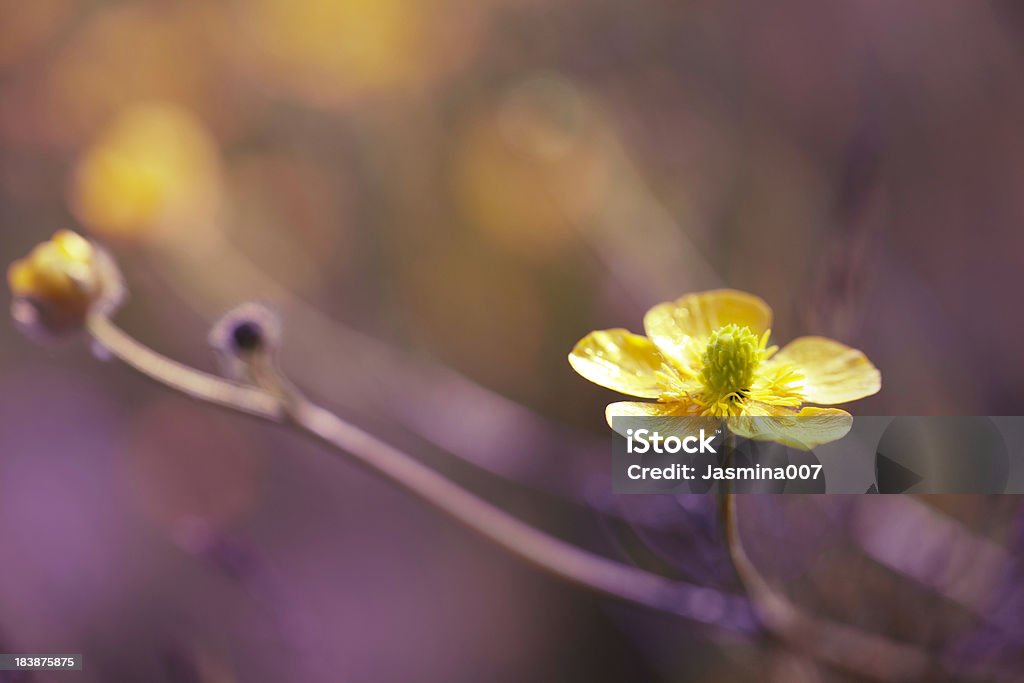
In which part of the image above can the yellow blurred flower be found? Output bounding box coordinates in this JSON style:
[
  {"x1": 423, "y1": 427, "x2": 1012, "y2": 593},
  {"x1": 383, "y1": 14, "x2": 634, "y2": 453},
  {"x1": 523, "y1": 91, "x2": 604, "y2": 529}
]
[
  {"x1": 7, "y1": 230, "x2": 121, "y2": 336},
  {"x1": 70, "y1": 102, "x2": 222, "y2": 240},
  {"x1": 569, "y1": 289, "x2": 881, "y2": 448},
  {"x1": 454, "y1": 80, "x2": 610, "y2": 259},
  {"x1": 236, "y1": 0, "x2": 483, "y2": 105}
]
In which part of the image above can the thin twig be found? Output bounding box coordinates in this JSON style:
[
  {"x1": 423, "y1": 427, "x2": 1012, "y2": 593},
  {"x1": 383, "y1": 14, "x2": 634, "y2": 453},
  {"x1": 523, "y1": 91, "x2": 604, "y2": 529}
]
[
  {"x1": 89, "y1": 312, "x2": 1003, "y2": 682},
  {"x1": 720, "y1": 491, "x2": 934, "y2": 681},
  {"x1": 715, "y1": 433, "x2": 940, "y2": 681},
  {"x1": 86, "y1": 312, "x2": 755, "y2": 634},
  {"x1": 88, "y1": 315, "x2": 281, "y2": 420}
]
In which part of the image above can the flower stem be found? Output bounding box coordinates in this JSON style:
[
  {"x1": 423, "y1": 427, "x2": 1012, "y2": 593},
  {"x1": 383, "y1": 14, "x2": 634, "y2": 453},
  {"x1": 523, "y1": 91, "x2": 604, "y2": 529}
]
[
  {"x1": 86, "y1": 313, "x2": 753, "y2": 633},
  {"x1": 717, "y1": 434, "x2": 934, "y2": 681},
  {"x1": 88, "y1": 313, "x2": 972, "y2": 681}
]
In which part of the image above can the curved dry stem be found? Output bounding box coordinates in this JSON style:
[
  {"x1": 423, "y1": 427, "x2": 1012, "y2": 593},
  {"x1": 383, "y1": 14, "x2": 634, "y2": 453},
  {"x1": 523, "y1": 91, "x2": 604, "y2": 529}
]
[
  {"x1": 89, "y1": 312, "x2": 1000, "y2": 682},
  {"x1": 713, "y1": 435, "x2": 949, "y2": 681},
  {"x1": 720, "y1": 491, "x2": 934, "y2": 682},
  {"x1": 86, "y1": 312, "x2": 754, "y2": 634},
  {"x1": 88, "y1": 315, "x2": 282, "y2": 420}
]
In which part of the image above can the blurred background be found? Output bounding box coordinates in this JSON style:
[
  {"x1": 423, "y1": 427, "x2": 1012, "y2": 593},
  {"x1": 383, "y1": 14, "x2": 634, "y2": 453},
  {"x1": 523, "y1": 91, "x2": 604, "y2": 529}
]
[{"x1": 2, "y1": 0, "x2": 1024, "y2": 681}]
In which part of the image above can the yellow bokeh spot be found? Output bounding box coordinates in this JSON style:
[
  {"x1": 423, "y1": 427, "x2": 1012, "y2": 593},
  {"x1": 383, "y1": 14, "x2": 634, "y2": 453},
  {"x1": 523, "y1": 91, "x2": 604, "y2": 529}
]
[
  {"x1": 236, "y1": 0, "x2": 483, "y2": 104},
  {"x1": 71, "y1": 102, "x2": 222, "y2": 240},
  {"x1": 454, "y1": 78, "x2": 611, "y2": 258},
  {"x1": 252, "y1": 0, "x2": 416, "y2": 87}
]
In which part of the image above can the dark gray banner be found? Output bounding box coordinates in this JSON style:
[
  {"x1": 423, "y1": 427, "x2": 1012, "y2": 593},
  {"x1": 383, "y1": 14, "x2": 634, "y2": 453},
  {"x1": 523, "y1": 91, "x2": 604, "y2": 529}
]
[
  {"x1": 0, "y1": 654, "x2": 82, "y2": 671},
  {"x1": 611, "y1": 417, "x2": 1020, "y2": 494}
]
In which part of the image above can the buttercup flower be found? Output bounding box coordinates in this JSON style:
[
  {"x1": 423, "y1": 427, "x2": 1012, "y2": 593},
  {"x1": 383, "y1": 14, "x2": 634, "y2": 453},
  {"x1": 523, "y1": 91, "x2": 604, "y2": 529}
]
[
  {"x1": 569, "y1": 289, "x2": 881, "y2": 448},
  {"x1": 7, "y1": 230, "x2": 122, "y2": 337}
]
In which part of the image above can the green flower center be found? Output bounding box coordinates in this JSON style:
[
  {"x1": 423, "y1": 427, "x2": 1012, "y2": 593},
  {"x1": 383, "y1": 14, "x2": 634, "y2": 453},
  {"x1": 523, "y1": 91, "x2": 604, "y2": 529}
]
[{"x1": 700, "y1": 323, "x2": 761, "y2": 400}]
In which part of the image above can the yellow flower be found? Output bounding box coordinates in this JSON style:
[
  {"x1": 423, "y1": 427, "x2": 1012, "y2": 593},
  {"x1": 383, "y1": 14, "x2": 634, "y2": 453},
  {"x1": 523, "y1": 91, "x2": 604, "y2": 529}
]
[
  {"x1": 7, "y1": 230, "x2": 121, "y2": 336},
  {"x1": 568, "y1": 289, "x2": 881, "y2": 448}
]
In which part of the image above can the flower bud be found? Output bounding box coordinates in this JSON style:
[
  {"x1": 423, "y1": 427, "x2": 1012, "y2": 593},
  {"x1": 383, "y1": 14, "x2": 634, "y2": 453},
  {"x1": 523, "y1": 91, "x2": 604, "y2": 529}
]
[
  {"x1": 7, "y1": 230, "x2": 123, "y2": 337},
  {"x1": 208, "y1": 303, "x2": 282, "y2": 382}
]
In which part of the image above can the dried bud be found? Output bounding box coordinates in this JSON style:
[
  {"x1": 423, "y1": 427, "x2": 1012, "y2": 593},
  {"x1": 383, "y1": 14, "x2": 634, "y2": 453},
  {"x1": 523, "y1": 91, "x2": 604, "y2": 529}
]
[
  {"x1": 7, "y1": 230, "x2": 123, "y2": 338},
  {"x1": 209, "y1": 303, "x2": 282, "y2": 382},
  {"x1": 210, "y1": 303, "x2": 280, "y2": 355}
]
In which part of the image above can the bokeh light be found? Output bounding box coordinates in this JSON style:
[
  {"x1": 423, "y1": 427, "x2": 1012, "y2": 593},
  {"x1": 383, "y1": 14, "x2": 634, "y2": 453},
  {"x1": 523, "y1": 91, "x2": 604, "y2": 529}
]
[
  {"x1": 70, "y1": 102, "x2": 223, "y2": 242},
  {"x1": 231, "y1": 0, "x2": 486, "y2": 106},
  {"x1": 454, "y1": 76, "x2": 611, "y2": 259}
]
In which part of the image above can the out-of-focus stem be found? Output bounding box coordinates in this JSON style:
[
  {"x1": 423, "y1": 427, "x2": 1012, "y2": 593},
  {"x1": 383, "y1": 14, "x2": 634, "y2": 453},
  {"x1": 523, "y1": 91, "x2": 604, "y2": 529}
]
[
  {"x1": 86, "y1": 313, "x2": 753, "y2": 634},
  {"x1": 717, "y1": 436, "x2": 934, "y2": 682}
]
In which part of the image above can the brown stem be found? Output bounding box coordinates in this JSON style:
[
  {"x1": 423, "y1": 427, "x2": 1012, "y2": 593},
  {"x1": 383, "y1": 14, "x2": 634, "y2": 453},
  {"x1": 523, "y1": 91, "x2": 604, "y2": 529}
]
[
  {"x1": 718, "y1": 434, "x2": 934, "y2": 682},
  {"x1": 89, "y1": 312, "x2": 987, "y2": 682},
  {"x1": 86, "y1": 313, "x2": 751, "y2": 633}
]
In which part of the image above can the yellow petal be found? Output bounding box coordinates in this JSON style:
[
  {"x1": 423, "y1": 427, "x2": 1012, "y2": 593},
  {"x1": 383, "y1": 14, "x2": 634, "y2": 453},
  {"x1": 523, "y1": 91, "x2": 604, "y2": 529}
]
[
  {"x1": 605, "y1": 400, "x2": 719, "y2": 437},
  {"x1": 53, "y1": 230, "x2": 95, "y2": 264},
  {"x1": 7, "y1": 260, "x2": 35, "y2": 297},
  {"x1": 569, "y1": 329, "x2": 679, "y2": 398},
  {"x1": 772, "y1": 336, "x2": 881, "y2": 405},
  {"x1": 6, "y1": 231, "x2": 115, "y2": 337},
  {"x1": 643, "y1": 289, "x2": 772, "y2": 369},
  {"x1": 728, "y1": 407, "x2": 853, "y2": 449}
]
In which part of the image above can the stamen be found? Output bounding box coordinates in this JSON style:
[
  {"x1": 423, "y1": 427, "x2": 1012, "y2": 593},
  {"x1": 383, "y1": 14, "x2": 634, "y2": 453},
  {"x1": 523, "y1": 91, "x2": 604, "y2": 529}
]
[{"x1": 699, "y1": 324, "x2": 763, "y2": 404}]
